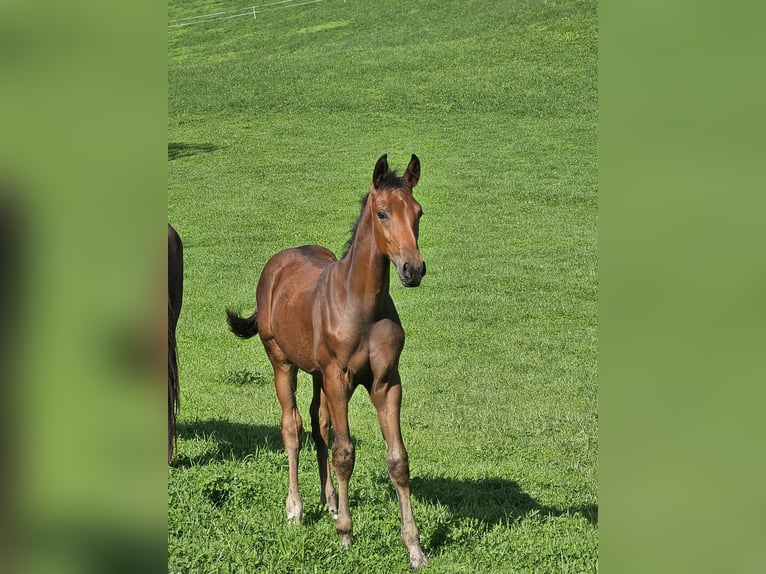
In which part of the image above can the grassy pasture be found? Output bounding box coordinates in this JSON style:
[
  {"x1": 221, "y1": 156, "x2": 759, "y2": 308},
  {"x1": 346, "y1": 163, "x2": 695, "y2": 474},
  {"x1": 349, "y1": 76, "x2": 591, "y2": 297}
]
[{"x1": 168, "y1": 0, "x2": 597, "y2": 572}]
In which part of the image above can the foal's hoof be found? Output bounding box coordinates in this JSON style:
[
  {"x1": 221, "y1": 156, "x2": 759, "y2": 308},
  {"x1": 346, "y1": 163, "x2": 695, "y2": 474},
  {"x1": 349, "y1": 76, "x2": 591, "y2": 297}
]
[{"x1": 409, "y1": 549, "x2": 428, "y2": 570}]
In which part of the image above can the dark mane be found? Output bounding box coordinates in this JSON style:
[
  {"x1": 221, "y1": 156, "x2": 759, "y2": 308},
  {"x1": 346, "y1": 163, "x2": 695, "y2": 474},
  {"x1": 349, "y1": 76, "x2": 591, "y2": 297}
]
[{"x1": 342, "y1": 193, "x2": 369, "y2": 258}]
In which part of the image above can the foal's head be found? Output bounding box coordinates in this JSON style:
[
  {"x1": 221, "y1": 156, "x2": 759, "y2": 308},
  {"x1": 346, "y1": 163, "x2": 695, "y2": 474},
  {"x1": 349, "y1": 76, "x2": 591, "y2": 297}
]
[{"x1": 369, "y1": 154, "x2": 426, "y2": 287}]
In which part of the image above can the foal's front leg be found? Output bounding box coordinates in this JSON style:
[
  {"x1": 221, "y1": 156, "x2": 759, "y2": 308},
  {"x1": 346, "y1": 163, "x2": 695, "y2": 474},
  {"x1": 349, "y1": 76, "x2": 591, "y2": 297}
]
[
  {"x1": 369, "y1": 322, "x2": 427, "y2": 568},
  {"x1": 369, "y1": 374, "x2": 428, "y2": 569},
  {"x1": 322, "y1": 364, "x2": 355, "y2": 548}
]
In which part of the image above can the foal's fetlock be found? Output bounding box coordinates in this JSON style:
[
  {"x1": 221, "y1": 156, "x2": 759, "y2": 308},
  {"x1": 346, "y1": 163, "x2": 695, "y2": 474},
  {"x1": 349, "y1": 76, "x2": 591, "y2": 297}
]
[
  {"x1": 285, "y1": 498, "x2": 304, "y2": 525},
  {"x1": 409, "y1": 546, "x2": 428, "y2": 570},
  {"x1": 321, "y1": 489, "x2": 338, "y2": 519},
  {"x1": 336, "y1": 527, "x2": 353, "y2": 549},
  {"x1": 403, "y1": 528, "x2": 426, "y2": 569}
]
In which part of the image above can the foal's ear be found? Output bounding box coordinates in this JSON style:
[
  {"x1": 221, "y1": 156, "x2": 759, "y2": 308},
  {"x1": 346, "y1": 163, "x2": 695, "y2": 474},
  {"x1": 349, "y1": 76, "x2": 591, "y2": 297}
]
[
  {"x1": 372, "y1": 154, "x2": 389, "y2": 188},
  {"x1": 402, "y1": 154, "x2": 420, "y2": 189}
]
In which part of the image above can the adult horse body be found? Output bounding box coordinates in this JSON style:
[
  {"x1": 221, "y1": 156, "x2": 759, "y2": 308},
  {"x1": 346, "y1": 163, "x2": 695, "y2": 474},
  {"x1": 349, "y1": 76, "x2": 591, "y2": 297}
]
[{"x1": 227, "y1": 154, "x2": 427, "y2": 568}]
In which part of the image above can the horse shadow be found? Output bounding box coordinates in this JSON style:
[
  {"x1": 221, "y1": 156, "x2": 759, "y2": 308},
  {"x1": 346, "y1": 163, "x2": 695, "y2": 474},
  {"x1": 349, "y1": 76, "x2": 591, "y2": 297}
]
[
  {"x1": 168, "y1": 142, "x2": 218, "y2": 161},
  {"x1": 172, "y1": 419, "x2": 284, "y2": 467},
  {"x1": 408, "y1": 475, "x2": 597, "y2": 550},
  {"x1": 172, "y1": 420, "x2": 598, "y2": 541}
]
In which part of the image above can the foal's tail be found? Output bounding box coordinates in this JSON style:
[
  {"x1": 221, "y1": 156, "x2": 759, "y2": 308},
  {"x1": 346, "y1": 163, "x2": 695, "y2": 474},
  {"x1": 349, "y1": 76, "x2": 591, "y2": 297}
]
[{"x1": 226, "y1": 308, "x2": 259, "y2": 339}]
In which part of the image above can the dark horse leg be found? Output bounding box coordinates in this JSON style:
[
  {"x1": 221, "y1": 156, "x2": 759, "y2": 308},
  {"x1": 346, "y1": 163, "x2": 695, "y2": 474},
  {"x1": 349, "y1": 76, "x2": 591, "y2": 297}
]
[
  {"x1": 368, "y1": 321, "x2": 427, "y2": 569},
  {"x1": 310, "y1": 374, "x2": 338, "y2": 518}
]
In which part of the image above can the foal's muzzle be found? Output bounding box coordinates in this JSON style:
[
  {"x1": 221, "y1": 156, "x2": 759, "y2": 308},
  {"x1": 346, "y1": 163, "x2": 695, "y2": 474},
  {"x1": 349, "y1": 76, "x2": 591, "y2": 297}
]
[{"x1": 400, "y1": 260, "x2": 426, "y2": 287}]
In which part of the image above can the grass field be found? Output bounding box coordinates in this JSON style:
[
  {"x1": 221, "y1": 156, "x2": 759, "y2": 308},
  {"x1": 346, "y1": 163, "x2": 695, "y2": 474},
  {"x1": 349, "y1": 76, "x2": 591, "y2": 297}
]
[{"x1": 168, "y1": 0, "x2": 597, "y2": 572}]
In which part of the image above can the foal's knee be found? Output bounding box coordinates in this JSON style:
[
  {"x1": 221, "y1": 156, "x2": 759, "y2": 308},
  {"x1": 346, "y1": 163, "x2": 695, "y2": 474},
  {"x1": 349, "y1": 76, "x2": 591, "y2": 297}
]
[
  {"x1": 387, "y1": 451, "x2": 410, "y2": 486},
  {"x1": 332, "y1": 441, "x2": 355, "y2": 479}
]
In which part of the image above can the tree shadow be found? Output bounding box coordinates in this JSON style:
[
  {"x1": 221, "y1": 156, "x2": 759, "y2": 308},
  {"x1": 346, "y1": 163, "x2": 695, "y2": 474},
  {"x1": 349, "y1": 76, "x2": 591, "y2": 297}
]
[
  {"x1": 409, "y1": 475, "x2": 597, "y2": 549},
  {"x1": 168, "y1": 142, "x2": 218, "y2": 161},
  {"x1": 172, "y1": 419, "x2": 283, "y2": 467}
]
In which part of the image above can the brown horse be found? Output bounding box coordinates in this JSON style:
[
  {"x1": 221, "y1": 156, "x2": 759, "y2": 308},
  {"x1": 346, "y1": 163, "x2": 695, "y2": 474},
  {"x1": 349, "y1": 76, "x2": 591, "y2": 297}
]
[
  {"x1": 168, "y1": 224, "x2": 183, "y2": 464},
  {"x1": 226, "y1": 154, "x2": 428, "y2": 568}
]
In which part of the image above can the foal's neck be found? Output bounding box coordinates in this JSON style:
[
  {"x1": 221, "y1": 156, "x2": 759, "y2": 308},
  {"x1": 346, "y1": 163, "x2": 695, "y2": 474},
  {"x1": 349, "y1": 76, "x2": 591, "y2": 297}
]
[{"x1": 340, "y1": 201, "x2": 390, "y2": 312}]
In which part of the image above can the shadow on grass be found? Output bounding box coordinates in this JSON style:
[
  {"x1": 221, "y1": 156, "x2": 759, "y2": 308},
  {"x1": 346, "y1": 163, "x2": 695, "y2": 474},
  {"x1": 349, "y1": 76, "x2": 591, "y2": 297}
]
[
  {"x1": 410, "y1": 476, "x2": 597, "y2": 549},
  {"x1": 172, "y1": 413, "x2": 362, "y2": 471},
  {"x1": 173, "y1": 419, "x2": 283, "y2": 467},
  {"x1": 168, "y1": 142, "x2": 218, "y2": 161}
]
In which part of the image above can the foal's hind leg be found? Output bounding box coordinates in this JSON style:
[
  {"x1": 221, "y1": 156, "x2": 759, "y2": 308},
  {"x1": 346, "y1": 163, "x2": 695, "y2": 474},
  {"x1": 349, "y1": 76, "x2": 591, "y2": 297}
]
[
  {"x1": 310, "y1": 374, "x2": 338, "y2": 518},
  {"x1": 270, "y1": 357, "x2": 304, "y2": 524}
]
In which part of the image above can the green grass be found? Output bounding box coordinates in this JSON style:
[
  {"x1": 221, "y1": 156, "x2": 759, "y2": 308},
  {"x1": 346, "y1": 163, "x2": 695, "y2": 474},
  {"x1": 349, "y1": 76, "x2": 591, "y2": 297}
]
[{"x1": 168, "y1": 0, "x2": 597, "y2": 572}]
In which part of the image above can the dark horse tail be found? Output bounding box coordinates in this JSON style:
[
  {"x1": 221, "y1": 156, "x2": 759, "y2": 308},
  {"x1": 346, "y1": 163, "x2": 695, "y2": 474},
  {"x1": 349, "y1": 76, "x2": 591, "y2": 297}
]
[
  {"x1": 168, "y1": 224, "x2": 183, "y2": 465},
  {"x1": 226, "y1": 308, "x2": 259, "y2": 339},
  {"x1": 168, "y1": 300, "x2": 180, "y2": 464}
]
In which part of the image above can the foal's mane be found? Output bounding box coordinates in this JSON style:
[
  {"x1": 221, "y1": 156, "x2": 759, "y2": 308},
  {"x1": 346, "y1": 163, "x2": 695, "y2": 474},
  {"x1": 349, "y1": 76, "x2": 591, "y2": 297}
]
[{"x1": 341, "y1": 168, "x2": 406, "y2": 258}]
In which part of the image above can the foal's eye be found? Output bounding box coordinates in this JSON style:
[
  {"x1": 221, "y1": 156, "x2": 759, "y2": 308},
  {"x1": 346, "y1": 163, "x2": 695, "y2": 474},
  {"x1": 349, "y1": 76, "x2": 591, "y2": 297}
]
[{"x1": 376, "y1": 210, "x2": 388, "y2": 220}]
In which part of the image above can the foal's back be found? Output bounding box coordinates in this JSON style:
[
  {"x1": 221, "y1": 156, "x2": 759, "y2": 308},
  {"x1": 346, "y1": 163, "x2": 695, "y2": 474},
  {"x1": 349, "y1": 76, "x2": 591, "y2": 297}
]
[{"x1": 255, "y1": 245, "x2": 337, "y2": 373}]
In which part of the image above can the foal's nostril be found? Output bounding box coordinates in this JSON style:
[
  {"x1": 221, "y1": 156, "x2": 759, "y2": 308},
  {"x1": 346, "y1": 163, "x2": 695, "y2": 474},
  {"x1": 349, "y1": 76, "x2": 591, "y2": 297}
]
[
  {"x1": 403, "y1": 261, "x2": 413, "y2": 279},
  {"x1": 421, "y1": 261, "x2": 426, "y2": 277}
]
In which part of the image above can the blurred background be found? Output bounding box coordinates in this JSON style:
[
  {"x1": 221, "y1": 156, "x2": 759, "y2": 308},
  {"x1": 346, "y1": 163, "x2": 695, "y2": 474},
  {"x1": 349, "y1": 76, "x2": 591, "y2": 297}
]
[
  {"x1": 1, "y1": 1, "x2": 165, "y2": 573},
  {"x1": 2, "y1": 0, "x2": 766, "y2": 573}
]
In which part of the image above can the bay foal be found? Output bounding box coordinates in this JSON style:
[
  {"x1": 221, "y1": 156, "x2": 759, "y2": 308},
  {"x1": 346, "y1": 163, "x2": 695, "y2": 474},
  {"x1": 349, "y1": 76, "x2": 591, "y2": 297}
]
[{"x1": 226, "y1": 154, "x2": 427, "y2": 568}]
